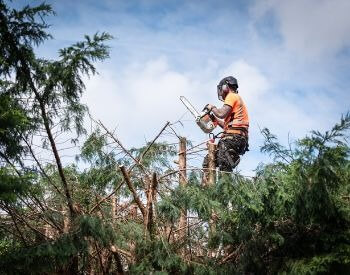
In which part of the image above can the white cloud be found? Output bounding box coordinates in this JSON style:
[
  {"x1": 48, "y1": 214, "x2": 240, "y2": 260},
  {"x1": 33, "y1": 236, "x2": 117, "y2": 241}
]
[
  {"x1": 83, "y1": 57, "x2": 202, "y2": 146},
  {"x1": 252, "y1": 0, "x2": 350, "y2": 57},
  {"x1": 219, "y1": 60, "x2": 270, "y2": 110}
]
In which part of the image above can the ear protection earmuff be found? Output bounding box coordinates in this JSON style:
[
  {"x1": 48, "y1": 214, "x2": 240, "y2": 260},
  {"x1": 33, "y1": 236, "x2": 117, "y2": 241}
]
[
  {"x1": 217, "y1": 83, "x2": 230, "y2": 101},
  {"x1": 221, "y1": 84, "x2": 229, "y2": 93}
]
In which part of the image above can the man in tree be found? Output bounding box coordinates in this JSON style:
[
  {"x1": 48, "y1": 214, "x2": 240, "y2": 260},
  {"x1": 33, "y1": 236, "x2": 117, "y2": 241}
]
[{"x1": 204, "y1": 76, "x2": 249, "y2": 172}]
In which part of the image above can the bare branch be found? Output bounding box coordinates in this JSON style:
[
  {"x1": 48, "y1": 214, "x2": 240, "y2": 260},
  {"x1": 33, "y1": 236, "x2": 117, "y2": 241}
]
[
  {"x1": 129, "y1": 121, "x2": 170, "y2": 172},
  {"x1": 21, "y1": 135, "x2": 64, "y2": 197},
  {"x1": 119, "y1": 166, "x2": 146, "y2": 218},
  {"x1": 140, "y1": 121, "x2": 170, "y2": 161},
  {"x1": 97, "y1": 120, "x2": 139, "y2": 164}
]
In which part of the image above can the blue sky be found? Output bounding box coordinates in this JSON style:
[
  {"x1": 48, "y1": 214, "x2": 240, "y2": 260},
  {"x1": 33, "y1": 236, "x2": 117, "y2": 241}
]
[{"x1": 14, "y1": 0, "x2": 350, "y2": 175}]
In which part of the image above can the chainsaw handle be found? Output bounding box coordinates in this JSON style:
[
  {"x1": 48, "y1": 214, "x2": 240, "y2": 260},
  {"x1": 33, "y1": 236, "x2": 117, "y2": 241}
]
[
  {"x1": 203, "y1": 104, "x2": 212, "y2": 113},
  {"x1": 199, "y1": 104, "x2": 213, "y2": 119}
]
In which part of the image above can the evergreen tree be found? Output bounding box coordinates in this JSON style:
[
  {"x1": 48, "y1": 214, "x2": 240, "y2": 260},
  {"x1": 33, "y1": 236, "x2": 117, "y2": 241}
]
[{"x1": 0, "y1": 1, "x2": 113, "y2": 273}]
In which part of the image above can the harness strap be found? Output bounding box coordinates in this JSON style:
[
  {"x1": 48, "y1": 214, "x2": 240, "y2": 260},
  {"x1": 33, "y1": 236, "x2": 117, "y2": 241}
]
[{"x1": 225, "y1": 126, "x2": 249, "y2": 137}]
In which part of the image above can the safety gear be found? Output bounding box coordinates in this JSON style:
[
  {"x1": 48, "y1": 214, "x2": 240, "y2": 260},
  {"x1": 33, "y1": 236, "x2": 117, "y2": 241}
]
[{"x1": 217, "y1": 76, "x2": 238, "y2": 101}]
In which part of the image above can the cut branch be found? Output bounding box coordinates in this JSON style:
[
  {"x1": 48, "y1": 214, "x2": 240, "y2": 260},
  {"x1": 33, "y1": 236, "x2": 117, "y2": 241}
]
[
  {"x1": 178, "y1": 137, "x2": 187, "y2": 241},
  {"x1": 145, "y1": 172, "x2": 158, "y2": 238},
  {"x1": 119, "y1": 166, "x2": 146, "y2": 218}
]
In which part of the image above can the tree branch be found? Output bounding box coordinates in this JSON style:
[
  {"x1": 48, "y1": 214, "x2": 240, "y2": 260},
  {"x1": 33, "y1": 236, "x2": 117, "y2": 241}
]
[
  {"x1": 119, "y1": 166, "x2": 146, "y2": 218},
  {"x1": 110, "y1": 245, "x2": 126, "y2": 274},
  {"x1": 145, "y1": 172, "x2": 158, "y2": 238},
  {"x1": 21, "y1": 135, "x2": 64, "y2": 197},
  {"x1": 97, "y1": 119, "x2": 150, "y2": 178},
  {"x1": 129, "y1": 121, "x2": 170, "y2": 172}
]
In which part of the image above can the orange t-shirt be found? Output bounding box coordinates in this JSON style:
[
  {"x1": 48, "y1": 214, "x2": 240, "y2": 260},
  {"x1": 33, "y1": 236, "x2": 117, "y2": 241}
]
[{"x1": 223, "y1": 92, "x2": 249, "y2": 134}]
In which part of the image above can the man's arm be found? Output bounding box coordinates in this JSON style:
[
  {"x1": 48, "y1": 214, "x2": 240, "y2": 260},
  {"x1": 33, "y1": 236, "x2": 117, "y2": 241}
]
[{"x1": 208, "y1": 104, "x2": 232, "y2": 119}]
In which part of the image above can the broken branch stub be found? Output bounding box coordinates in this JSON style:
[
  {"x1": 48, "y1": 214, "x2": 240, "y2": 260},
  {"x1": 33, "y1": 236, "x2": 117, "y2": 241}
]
[{"x1": 119, "y1": 165, "x2": 146, "y2": 219}]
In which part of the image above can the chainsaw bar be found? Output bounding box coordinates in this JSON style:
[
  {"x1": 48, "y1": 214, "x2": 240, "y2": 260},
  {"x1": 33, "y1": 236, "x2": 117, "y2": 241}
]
[{"x1": 179, "y1": 96, "x2": 200, "y2": 118}]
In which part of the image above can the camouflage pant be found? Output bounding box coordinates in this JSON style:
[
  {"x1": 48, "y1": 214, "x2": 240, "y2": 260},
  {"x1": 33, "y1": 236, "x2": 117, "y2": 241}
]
[{"x1": 203, "y1": 134, "x2": 248, "y2": 172}]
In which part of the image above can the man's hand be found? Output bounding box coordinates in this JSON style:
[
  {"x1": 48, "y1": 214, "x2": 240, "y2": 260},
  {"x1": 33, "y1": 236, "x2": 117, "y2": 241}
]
[
  {"x1": 206, "y1": 104, "x2": 215, "y2": 111},
  {"x1": 209, "y1": 113, "x2": 216, "y2": 122}
]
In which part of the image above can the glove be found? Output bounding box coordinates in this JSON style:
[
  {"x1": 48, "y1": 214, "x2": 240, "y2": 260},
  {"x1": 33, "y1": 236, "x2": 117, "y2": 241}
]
[
  {"x1": 209, "y1": 113, "x2": 216, "y2": 122},
  {"x1": 205, "y1": 104, "x2": 215, "y2": 111}
]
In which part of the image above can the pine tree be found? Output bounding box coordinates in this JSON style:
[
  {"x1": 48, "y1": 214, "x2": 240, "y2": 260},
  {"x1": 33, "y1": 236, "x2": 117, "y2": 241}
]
[{"x1": 0, "y1": 1, "x2": 113, "y2": 273}]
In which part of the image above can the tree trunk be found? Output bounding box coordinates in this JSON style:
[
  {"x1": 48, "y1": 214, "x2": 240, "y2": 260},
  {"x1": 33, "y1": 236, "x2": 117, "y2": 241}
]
[{"x1": 178, "y1": 137, "x2": 187, "y2": 240}]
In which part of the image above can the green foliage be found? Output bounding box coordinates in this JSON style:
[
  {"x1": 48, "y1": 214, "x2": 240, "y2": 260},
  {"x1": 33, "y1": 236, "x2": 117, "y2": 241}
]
[
  {"x1": 34, "y1": 32, "x2": 112, "y2": 138},
  {"x1": 130, "y1": 141, "x2": 177, "y2": 172},
  {"x1": 1, "y1": 0, "x2": 112, "y2": 153},
  {"x1": 0, "y1": 0, "x2": 50, "y2": 162},
  {"x1": 129, "y1": 238, "x2": 227, "y2": 275},
  {"x1": 0, "y1": 234, "x2": 86, "y2": 274},
  {"x1": 0, "y1": 2, "x2": 117, "y2": 273},
  {"x1": 157, "y1": 196, "x2": 181, "y2": 223},
  {"x1": 80, "y1": 129, "x2": 109, "y2": 165},
  {"x1": 233, "y1": 113, "x2": 350, "y2": 273},
  {"x1": 114, "y1": 220, "x2": 144, "y2": 249},
  {"x1": 0, "y1": 93, "x2": 32, "y2": 160},
  {"x1": 0, "y1": 0, "x2": 53, "y2": 77},
  {"x1": 79, "y1": 129, "x2": 122, "y2": 193},
  {"x1": 130, "y1": 239, "x2": 186, "y2": 274},
  {"x1": 78, "y1": 215, "x2": 117, "y2": 246},
  {"x1": 0, "y1": 167, "x2": 34, "y2": 202},
  {"x1": 286, "y1": 243, "x2": 350, "y2": 274},
  {"x1": 0, "y1": 216, "x2": 119, "y2": 274}
]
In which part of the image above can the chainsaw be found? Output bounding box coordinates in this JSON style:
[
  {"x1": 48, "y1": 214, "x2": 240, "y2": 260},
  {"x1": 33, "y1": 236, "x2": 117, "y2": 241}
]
[{"x1": 180, "y1": 96, "x2": 216, "y2": 133}]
